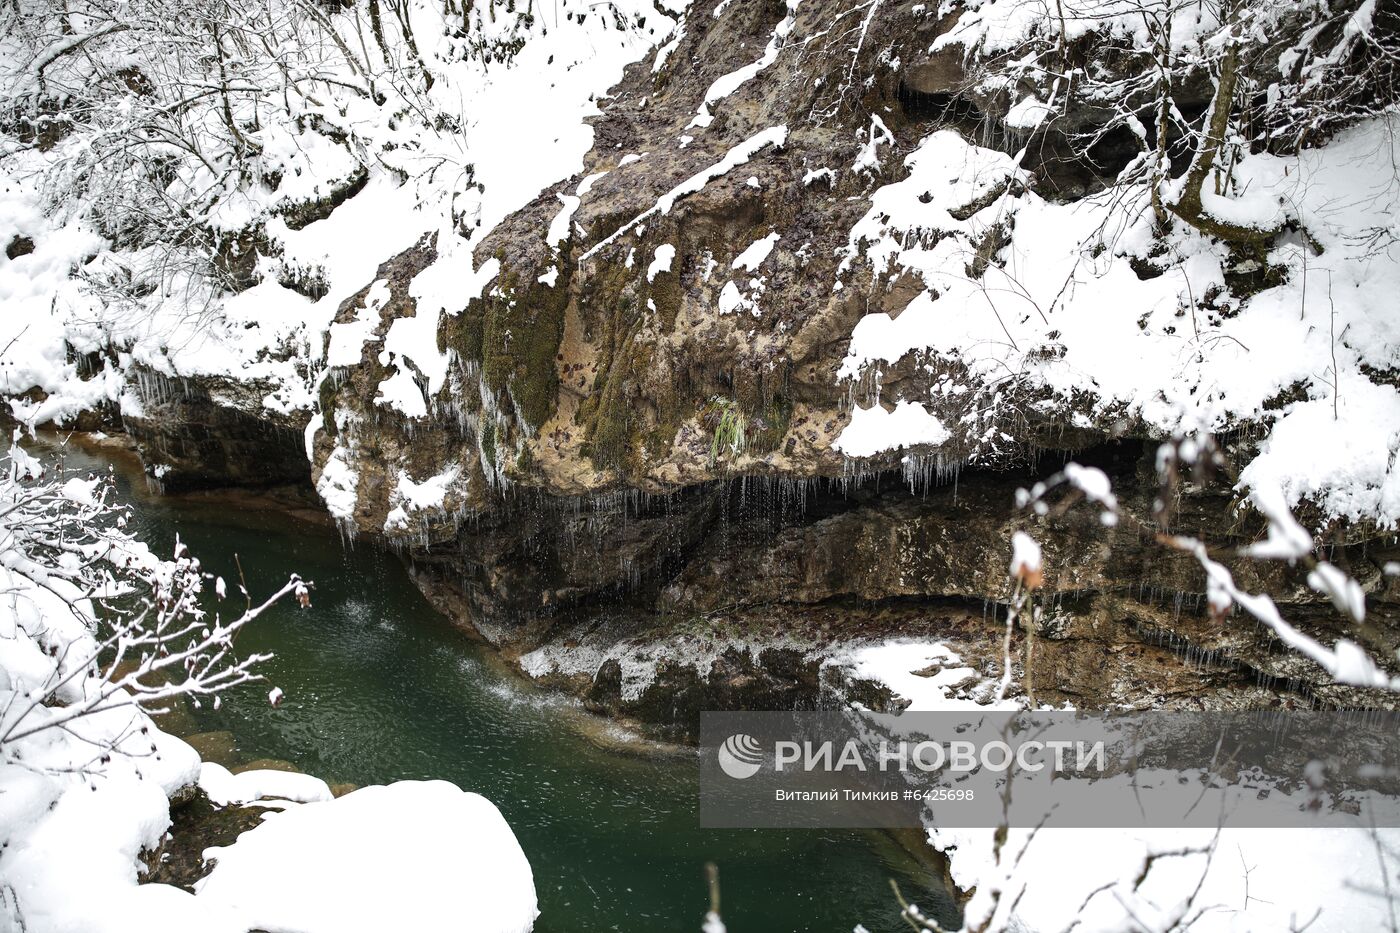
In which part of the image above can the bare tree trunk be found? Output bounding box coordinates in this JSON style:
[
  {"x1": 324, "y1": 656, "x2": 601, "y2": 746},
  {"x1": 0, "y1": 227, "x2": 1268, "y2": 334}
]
[
  {"x1": 367, "y1": 0, "x2": 393, "y2": 68},
  {"x1": 1150, "y1": 18, "x2": 1172, "y2": 229},
  {"x1": 1168, "y1": 42, "x2": 1276, "y2": 243},
  {"x1": 209, "y1": 21, "x2": 257, "y2": 156},
  {"x1": 390, "y1": 0, "x2": 433, "y2": 90}
]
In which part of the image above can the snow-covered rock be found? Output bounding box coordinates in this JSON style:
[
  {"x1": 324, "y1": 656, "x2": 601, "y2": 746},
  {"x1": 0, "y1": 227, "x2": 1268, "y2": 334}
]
[{"x1": 195, "y1": 781, "x2": 538, "y2": 933}]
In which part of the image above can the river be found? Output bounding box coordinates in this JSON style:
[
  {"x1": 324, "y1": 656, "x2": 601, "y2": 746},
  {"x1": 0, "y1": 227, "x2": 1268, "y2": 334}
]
[{"x1": 44, "y1": 435, "x2": 957, "y2": 933}]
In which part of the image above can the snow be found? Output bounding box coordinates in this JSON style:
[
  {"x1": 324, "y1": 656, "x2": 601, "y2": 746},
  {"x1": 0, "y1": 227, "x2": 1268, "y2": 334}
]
[
  {"x1": 194, "y1": 781, "x2": 537, "y2": 933},
  {"x1": 846, "y1": 637, "x2": 1400, "y2": 933},
  {"x1": 653, "y1": 24, "x2": 687, "y2": 73},
  {"x1": 837, "y1": 118, "x2": 1400, "y2": 529},
  {"x1": 316, "y1": 444, "x2": 360, "y2": 523},
  {"x1": 0, "y1": 448, "x2": 203, "y2": 933},
  {"x1": 199, "y1": 763, "x2": 333, "y2": 806},
  {"x1": 385, "y1": 465, "x2": 461, "y2": 531},
  {"x1": 933, "y1": 0, "x2": 1224, "y2": 57},
  {"x1": 1242, "y1": 484, "x2": 1315, "y2": 560},
  {"x1": 1009, "y1": 531, "x2": 1041, "y2": 578},
  {"x1": 832, "y1": 401, "x2": 950, "y2": 456},
  {"x1": 1308, "y1": 561, "x2": 1366, "y2": 623},
  {"x1": 722, "y1": 280, "x2": 756, "y2": 316},
  {"x1": 522, "y1": 624, "x2": 815, "y2": 703},
  {"x1": 833, "y1": 639, "x2": 1016, "y2": 711},
  {"x1": 580, "y1": 126, "x2": 789, "y2": 263},
  {"x1": 853, "y1": 114, "x2": 895, "y2": 174},
  {"x1": 1237, "y1": 377, "x2": 1400, "y2": 525},
  {"x1": 576, "y1": 171, "x2": 609, "y2": 197},
  {"x1": 547, "y1": 194, "x2": 581, "y2": 248},
  {"x1": 940, "y1": 821, "x2": 1400, "y2": 933},
  {"x1": 1004, "y1": 93, "x2": 1055, "y2": 128},
  {"x1": 327, "y1": 279, "x2": 392, "y2": 368},
  {"x1": 0, "y1": 168, "x2": 115, "y2": 426},
  {"x1": 731, "y1": 233, "x2": 780, "y2": 272},
  {"x1": 647, "y1": 244, "x2": 676, "y2": 282}
]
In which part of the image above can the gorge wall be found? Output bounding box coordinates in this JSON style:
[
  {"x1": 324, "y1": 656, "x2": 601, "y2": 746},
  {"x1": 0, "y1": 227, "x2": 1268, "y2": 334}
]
[
  {"x1": 303, "y1": 0, "x2": 1400, "y2": 736},
  {"x1": 10, "y1": 0, "x2": 1399, "y2": 739}
]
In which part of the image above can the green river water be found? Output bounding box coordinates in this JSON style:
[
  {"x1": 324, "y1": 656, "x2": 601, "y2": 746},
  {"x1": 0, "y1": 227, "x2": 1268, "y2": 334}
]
[{"x1": 49, "y1": 437, "x2": 957, "y2": 933}]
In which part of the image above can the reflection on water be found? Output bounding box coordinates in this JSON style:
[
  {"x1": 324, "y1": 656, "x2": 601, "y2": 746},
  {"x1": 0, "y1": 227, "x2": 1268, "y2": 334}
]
[{"x1": 41, "y1": 435, "x2": 958, "y2": 933}]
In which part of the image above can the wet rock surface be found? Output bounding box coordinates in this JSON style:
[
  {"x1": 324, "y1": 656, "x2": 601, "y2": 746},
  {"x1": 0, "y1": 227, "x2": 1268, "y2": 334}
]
[
  {"x1": 123, "y1": 366, "x2": 312, "y2": 492},
  {"x1": 140, "y1": 789, "x2": 276, "y2": 891}
]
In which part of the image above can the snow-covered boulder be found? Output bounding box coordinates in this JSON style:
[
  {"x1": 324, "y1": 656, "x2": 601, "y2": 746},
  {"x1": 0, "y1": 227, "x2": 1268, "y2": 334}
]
[
  {"x1": 197, "y1": 762, "x2": 334, "y2": 807},
  {"x1": 194, "y1": 780, "x2": 537, "y2": 933}
]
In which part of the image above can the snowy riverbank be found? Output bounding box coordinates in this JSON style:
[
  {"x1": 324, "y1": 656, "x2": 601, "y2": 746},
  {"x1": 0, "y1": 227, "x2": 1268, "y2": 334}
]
[{"x1": 0, "y1": 444, "x2": 537, "y2": 933}]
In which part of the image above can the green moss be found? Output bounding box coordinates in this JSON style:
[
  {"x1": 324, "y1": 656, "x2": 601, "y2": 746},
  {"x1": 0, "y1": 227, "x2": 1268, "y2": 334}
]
[
  {"x1": 749, "y1": 394, "x2": 792, "y2": 454},
  {"x1": 464, "y1": 262, "x2": 568, "y2": 431},
  {"x1": 574, "y1": 260, "x2": 646, "y2": 470},
  {"x1": 646, "y1": 270, "x2": 683, "y2": 331},
  {"x1": 318, "y1": 378, "x2": 339, "y2": 440},
  {"x1": 438, "y1": 305, "x2": 484, "y2": 364},
  {"x1": 586, "y1": 330, "x2": 638, "y2": 470}
]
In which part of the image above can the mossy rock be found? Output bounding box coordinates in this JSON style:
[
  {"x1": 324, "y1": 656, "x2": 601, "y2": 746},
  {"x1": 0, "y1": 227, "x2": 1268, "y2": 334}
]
[
  {"x1": 317, "y1": 376, "x2": 340, "y2": 439},
  {"x1": 749, "y1": 395, "x2": 793, "y2": 454},
  {"x1": 479, "y1": 419, "x2": 498, "y2": 469},
  {"x1": 645, "y1": 270, "x2": 684, "y2": 331},
  {"x1": 232, "y1": 758, "x2": 301, "y2": 774},
  {"x1": 439, "y1": 303, "x2": 485, "y2": 364},
  {"x1": 455, "y1": 261, "x2": 569, "y2": 431},
  {"x1": 184, "y1": 731, "x2": 240, "y2": 768},
  {"x1": 149, "y1": 698, "x2": 199, "y2": 738}
]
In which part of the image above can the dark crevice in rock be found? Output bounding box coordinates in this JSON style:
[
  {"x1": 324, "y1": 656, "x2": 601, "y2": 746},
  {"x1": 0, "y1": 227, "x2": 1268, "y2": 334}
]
[{"x1": 896, "y1": 79, "x2": 982, "y2": 126}]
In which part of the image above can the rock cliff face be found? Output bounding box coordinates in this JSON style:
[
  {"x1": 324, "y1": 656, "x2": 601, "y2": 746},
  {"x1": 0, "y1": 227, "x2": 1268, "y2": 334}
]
[
  {"x1": 268, "y1": 1, "x2": 1399, "y2": 734},
  {"x1": 122, "y1": 367, "x2": 312, "y2": 492}
]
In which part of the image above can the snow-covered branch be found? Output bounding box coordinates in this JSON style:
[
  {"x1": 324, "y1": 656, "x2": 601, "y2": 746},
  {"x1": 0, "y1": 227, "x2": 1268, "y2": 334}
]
[
  {"x1": 0, "y1": 435, "x2": 308, "y2": 774},
  {"x1": 1012, "y1": 436, "x2": 1400, "y2": 697}
]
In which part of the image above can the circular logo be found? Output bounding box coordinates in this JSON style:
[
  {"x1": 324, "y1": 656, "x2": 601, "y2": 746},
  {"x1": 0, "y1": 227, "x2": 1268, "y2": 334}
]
[{"x1": 718, "y1": 733, "x2": 764, "y2": 780}]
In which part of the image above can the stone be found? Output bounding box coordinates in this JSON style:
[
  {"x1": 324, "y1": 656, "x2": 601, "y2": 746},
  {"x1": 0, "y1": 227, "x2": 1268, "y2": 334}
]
[
  {"x1": 149, "y1": 698, "x2": 199, "y2": 738},
  {"x1": 183, "y1": 731, "x2": 240, "y2": 768},
  {"x1": 106, "y1": 0, "x2": 1400, "y2": 740},
  {"x1": 139, "y1": 788, "x2": 276, "y2": 891},
  {"x1": 232, "y1": 758, "x2": 301, "y2": 775},
  {"x1": 5, "y1": 235, "x2": 35, "y2": 260}
]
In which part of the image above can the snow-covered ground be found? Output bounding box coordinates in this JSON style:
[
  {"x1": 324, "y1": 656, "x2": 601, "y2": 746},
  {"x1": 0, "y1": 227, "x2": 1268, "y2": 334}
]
[
  {"x1": 849, "y1": 637, "x2": 1400, "y2": 933},
  {"x1": 194, "y1": 780, "x2": 538, "y2": 933},
  {"x1": 834, "y1": 116, "x2": 1400, "y2": 528},
  {"x1": 0, "y1": 0, "x2": 689, "y2": 454}
]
